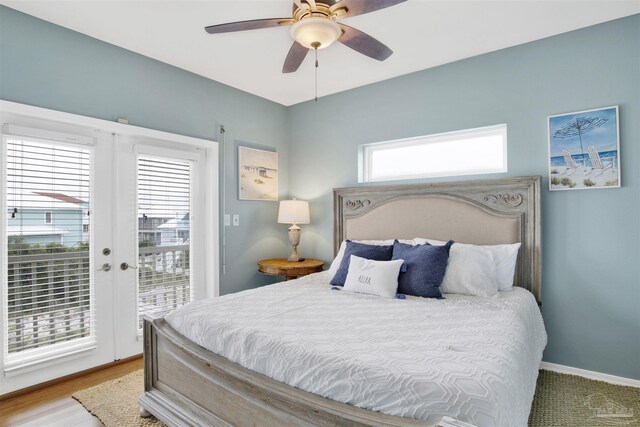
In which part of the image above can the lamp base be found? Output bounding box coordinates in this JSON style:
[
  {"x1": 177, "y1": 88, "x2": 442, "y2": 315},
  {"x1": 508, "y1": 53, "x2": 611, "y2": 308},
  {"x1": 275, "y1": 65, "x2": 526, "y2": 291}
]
[{"x1": 288, "y1": 224, "x2": 301, "y2": 262}]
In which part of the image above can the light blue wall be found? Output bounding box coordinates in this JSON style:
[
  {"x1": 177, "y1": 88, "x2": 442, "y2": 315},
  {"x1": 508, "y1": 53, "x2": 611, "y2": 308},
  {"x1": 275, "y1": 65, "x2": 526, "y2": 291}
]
[
  {"x1": 287, "y1": 15, "x2": 640, "y2": 380},
  {"x1": 0, "y1": 6, "x2": 290, "y2": 295}
]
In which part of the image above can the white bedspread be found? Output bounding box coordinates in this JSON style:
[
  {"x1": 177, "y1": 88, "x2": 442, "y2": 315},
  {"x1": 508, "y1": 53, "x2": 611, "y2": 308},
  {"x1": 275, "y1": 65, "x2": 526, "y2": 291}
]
[{"x1": 166, "y1": 272, "x2": 546, "y2": 427}]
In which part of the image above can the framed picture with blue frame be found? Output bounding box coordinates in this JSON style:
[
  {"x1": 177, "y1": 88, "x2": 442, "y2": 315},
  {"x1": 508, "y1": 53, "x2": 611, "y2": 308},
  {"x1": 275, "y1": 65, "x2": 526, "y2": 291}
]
[{"x1": 548, "y1": 105, "x2": 620, "y2": 191}]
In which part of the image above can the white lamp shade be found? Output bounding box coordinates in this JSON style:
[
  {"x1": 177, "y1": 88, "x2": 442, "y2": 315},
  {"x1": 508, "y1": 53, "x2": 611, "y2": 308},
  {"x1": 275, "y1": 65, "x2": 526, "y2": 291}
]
[{"x1": 278, "y1": 200, "x2": 310, "y2": 224}]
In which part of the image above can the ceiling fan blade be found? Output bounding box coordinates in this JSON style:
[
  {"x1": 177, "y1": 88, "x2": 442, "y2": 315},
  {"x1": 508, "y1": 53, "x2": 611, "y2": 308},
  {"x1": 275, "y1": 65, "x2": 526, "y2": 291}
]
[
  {"x1": 338, "y1": 24, "x2": 393, "y2": 61},
  {"x1": 332, "y1": 0, "x2": 407, "y2": 18},
  {"x1": 205, "y1": 18, "x2": 293, "y2": 34},
  {"x1": 282, "y1": 42, "x2": 309, "y2": 73}
]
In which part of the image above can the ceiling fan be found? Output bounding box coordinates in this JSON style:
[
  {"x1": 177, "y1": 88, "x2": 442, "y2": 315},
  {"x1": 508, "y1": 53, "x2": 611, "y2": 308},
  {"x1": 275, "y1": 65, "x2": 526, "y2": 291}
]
[{"x1": 204, "y1": 0, "x2": 407, "y2": 73}]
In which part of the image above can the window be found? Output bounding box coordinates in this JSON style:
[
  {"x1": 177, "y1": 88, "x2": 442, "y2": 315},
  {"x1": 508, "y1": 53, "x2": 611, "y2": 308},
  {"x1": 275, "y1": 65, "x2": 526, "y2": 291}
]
[
  {"x1": 82, "y1": 224, "x2": 89, "y2": 233},
  {"x1": 4, "y1": 136, "x2": 93, "y2": 362},
  {"x1": 361, "y1": 124, "x2": 507, "y2": 182},
  {"x1": 136, "y1": 156, "x2": 192, "y2": 329}
]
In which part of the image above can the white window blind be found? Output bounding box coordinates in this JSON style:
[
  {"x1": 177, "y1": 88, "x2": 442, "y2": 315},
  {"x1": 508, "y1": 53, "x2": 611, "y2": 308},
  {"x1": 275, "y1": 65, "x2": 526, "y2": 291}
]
[
  {"x1": 361, "y1": 124, "x2": 508, "y2": 182},
  {"x1": 137, "y1": 156, "x2": 192, "y2": 328},
  {"x1": 4, "y1": 137, "x2": 94, "y2": 360}
]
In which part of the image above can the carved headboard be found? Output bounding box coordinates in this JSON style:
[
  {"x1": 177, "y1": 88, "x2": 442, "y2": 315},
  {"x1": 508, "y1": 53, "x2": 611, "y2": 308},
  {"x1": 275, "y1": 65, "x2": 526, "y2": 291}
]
[{"x1": 334, "y1": 176, "x2": 542, "y2": 302}]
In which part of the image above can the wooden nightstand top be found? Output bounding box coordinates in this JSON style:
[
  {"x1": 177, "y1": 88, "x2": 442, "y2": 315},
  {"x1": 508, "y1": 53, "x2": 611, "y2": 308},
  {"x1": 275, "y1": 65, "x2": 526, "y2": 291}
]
[{"x1": 258, "y1": 258, "x2": 324, "y2": 279}]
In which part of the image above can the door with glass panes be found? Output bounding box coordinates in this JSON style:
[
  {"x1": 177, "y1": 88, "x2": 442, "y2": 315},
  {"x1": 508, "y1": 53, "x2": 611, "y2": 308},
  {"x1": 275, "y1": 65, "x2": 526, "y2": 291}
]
[
  {"x1": 1, "y1": 114, "x2": 210, "y2": 394},
  {"x1": 1, "y1": 122, "x2": 115, "y2": 394},
  {"x1": 112, "y1": 136, "x2": 205, "y2": 359}
]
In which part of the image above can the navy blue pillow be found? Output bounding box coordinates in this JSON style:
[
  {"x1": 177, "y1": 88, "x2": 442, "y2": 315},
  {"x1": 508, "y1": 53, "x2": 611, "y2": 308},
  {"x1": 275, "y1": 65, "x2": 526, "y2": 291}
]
[
  {"x1": 330, "y1": 241, "x2": 393, "y2": 286},
  {"x1": 392, "y1": 240, "x2": 453, "y2": 298}
]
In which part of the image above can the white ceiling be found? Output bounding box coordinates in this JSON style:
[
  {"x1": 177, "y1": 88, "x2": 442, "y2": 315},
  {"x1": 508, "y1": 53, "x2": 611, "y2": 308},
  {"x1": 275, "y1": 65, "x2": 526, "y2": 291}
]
[{"x1": 3, "y1": 1, "x2": 639, "y2": 106}]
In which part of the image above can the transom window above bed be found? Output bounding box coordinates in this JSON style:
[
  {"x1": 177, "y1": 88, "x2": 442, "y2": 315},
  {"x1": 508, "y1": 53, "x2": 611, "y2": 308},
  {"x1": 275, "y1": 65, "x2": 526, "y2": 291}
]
[{"x1": 360, "y1": 124, "x2": 508, "y2": 182}]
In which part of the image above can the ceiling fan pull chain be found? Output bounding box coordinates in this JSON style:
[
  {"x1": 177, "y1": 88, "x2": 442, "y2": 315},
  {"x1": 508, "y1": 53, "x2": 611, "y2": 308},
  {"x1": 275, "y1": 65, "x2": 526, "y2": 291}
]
[{"x1": 312, "y1": 41, "x2": 320, "y2": 102}]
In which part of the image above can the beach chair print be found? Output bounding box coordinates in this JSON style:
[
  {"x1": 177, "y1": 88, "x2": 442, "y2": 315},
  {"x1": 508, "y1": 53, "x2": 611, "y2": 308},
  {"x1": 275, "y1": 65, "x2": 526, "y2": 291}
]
[
  {"x1": 561, "y1": 149, "x2": 580, "y2": 175},
  {"x1": 587, "y1": 145, "x2": 614, "y2": 176}
]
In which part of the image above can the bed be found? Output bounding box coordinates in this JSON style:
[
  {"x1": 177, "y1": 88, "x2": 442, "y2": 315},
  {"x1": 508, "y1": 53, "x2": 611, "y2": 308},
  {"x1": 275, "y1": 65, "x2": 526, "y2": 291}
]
[{"x1": 140, "y1": 176, "x2": 544, "y2": 427}]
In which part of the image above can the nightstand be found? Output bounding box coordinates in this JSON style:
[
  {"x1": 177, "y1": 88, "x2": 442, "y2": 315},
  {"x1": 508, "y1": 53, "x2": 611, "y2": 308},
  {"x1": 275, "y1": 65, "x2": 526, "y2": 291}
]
[{"x1": 258, "y1": 258, "x2": 324, "y2": 280}]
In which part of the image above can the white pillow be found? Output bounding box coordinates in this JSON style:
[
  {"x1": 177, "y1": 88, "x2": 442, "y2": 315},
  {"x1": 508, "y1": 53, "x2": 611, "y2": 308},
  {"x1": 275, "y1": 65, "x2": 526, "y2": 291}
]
[
  {"x1": 414, "y1": 238, "x2": 521, "y2": 290},
  {"x1": 486, "y1": 243, "x2": 521, "y2": 290},
  {"x1": 327, "y1": 239, "x2": 412, "y2": 278},
  {"x1": 413, "y1": 237, "x2": 447, "y2": 246},
  {"x1": 343, "y1": 255, "x2": 404, "y2": 298},
  {"x1": 440, "y1": 244, "x2": 498, "y2": 297}
]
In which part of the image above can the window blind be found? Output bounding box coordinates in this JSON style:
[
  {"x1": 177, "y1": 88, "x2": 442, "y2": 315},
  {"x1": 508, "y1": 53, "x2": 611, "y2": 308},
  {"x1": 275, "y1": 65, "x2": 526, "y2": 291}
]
[
  {"x1": 4, "y1": 137, "x2": 93, "y2": 358},
  {"x1": 137, "y1": 156, "x2": 191, "y2": 328}
]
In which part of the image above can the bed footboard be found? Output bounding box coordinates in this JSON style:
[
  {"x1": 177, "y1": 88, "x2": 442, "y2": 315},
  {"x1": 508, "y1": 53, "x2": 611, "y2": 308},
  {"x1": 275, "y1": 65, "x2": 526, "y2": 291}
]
[{"x1": 140, "y1": 316, "x2": 434, "y2": 427}]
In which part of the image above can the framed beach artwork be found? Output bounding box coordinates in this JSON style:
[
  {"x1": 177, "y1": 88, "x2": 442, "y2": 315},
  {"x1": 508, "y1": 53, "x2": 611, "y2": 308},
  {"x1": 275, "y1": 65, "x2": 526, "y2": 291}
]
[
  {"x1": 238, "y1": 146, "x2": 278, "y2": 201},
  {"x1": 548, "y1": 106, "x2": 620, "y2": 191}
]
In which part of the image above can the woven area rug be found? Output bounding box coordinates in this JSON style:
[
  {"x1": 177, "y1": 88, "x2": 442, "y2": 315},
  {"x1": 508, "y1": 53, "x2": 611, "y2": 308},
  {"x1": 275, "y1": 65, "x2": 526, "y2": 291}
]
[
  {"x1": 74, "y1": 369, "x2": 639, "y2": 427},
  {"x1": 73, "y1": 370, "x2": 164, "y2": 426},
  {"x1": 528, "y1": 370, "x2": 639, "y2": 426}
]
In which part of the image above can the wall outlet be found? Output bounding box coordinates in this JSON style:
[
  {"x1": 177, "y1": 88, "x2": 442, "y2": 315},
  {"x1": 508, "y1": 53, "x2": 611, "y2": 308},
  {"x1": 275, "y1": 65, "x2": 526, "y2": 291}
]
[
  {"x1": 232, "y1": 214, "x2": 240, "y2": 226},
  {"x1": 224, "y1": 214, "x2": 231, "y2": 227}
]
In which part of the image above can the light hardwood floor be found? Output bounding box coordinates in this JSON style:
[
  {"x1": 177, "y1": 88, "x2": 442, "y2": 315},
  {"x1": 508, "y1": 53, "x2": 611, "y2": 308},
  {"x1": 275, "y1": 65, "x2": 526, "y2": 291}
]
[{"x1": 0, "y1": 357, "x2": 143, "y2": 427}]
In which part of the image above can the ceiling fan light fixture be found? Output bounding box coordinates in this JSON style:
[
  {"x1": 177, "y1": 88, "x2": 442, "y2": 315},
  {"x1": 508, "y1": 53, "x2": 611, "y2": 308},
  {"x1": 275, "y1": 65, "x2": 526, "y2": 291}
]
[{"x1": 290, "y1": 17, "x2": 341, "y2": 49}]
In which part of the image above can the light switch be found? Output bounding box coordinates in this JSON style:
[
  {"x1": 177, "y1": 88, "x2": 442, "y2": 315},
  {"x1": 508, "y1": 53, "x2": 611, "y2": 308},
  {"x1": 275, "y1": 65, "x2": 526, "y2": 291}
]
[
  {"x1": 232, "y1": 214, "x2": 240, "y2": 226},
  {"x1": 224, "y1": 214, "x2": 231, "y2": 227}
]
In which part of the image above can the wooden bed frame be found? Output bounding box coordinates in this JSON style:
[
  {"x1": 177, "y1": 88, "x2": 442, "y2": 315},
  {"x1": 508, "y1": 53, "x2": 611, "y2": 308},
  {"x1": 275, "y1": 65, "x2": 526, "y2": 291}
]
[{"x1": 140, "y1": 176, "x2": 541, "y2": 426}]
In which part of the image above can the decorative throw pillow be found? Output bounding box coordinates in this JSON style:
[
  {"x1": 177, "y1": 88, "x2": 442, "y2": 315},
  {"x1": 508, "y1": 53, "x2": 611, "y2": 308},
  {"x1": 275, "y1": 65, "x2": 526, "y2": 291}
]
[
  {"x1": 440, "y1": 244, "x2": 499, "y2": 297},
  {"x1": 327, "y1": 239, "x2": 394, "y2": 278},
  {"x1": 330, "y1": 241, "x2": 394, "y2": 286},
  {"x1": 414, "y1": 238, "x2": 521, "y2": 290},
  {"x1": 343, "y1": 255, "x2": 404, "y2": 298},
  {"x1": 392, "y1": 240, "x2": 453, "y2": 298}
]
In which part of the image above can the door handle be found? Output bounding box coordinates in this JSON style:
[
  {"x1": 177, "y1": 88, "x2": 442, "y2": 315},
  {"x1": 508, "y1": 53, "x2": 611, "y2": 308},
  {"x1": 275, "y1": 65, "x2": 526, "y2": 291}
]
[
  {"x1": 97, "y1": 263, "x2": 112, "y2": 272},
  {"x1": 120, "y1": 262, "x2": 138, "y2": 271}
]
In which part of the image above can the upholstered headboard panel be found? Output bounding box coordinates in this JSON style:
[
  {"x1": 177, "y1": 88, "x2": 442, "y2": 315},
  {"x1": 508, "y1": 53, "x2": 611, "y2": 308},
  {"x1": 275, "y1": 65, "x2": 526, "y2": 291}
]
[{"x1": 334, "y1": 176, "x2": 542, "y2": 302}]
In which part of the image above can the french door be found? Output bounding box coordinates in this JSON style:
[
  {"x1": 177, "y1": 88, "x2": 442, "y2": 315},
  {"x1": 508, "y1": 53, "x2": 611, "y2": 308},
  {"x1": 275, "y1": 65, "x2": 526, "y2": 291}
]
[
  {"x1": 1, "y1": 125, "x2": 116, "y2": 394},
  {"x1": 1, "y1": 106, "x2": 216, "y2": 394},
  {"x1": 113, "y1": 136, "x2": 206, "y2": 359}
]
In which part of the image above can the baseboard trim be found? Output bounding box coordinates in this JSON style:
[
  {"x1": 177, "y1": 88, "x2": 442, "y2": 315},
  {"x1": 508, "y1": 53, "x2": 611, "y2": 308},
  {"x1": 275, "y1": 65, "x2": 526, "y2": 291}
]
[
  {"x1": 541, "y1": 362, "x2": 640, "y2": 388},
  {"x1": 0, "y1": 354, "x2": 142, "y2": 402}
]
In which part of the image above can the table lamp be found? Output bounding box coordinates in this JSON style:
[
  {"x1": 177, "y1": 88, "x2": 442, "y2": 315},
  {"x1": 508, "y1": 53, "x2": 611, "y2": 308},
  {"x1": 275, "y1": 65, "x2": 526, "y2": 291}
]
[{"x1": 278, "y1": 199, "x2": 310, "y2": 262}]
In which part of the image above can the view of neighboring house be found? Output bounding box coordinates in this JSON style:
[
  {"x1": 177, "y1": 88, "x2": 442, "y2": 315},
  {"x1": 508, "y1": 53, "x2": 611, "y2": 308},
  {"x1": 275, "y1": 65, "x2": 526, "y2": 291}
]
[
  {"x1": 138, "y1": 212, "x2": 190, "y2": 247},
  {"x1": 138, "y1": 214, "x2": 167, "y2": 246},
  {"x1": 7, "y1": 191, "x2": 190, "y2": 248},
  {"x1": 157, "y1": 213, "x2": 190, "y2": 246},
  {"x1": 7, "y1": 192, "x2": 88, "y2": 247}
]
